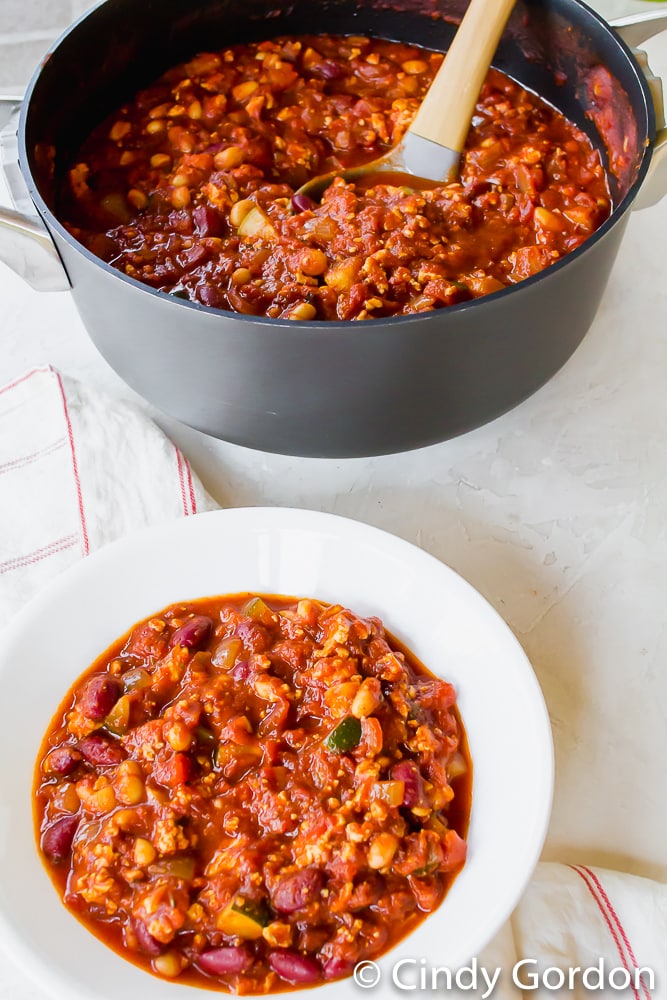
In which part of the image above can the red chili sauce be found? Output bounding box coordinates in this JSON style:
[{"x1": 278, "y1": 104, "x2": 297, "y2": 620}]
[
  {"x1": 35, "y1": 594, "x2": 471, "y2": 993},
  {"x1": 59, "y1": 33, "x2": 611, "y2": 320}
]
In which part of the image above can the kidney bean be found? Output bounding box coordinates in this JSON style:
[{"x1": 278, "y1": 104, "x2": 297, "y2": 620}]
[
  {"x1": 41, "y1": 814, "x2": 80, "y2": 861},
  {"x1": 390, "y1": 760, "x2": 425, "y2": 808},
  {"x1": 79, "y1": 675, "x2": 122, "y2": 721},
  {"x1": 197, "y1": 284, "x2": 223, "y2": 308},
  {"x1": 198, "y1": 946, "x2": 253, "y2": 976},
  {"x1": 170, "y1": 615, "x2": 213, "y2": 650},
  {"x1": 322, "y1": 956, "x2": 355, "y2": 980},
  {"x1": 79, "y1": 733, "x2": 125, "y2": 766},
  {"x1": 193, "y1": 204, "x2": 224, "y2": 237},
  {"x1": 315, "y1": 60, "x2": 344, "y2": 80},
  {"x1": 132, "y1": 917, "x2": 163, "y2": 956},
  {"x1": 291, "y1": 193, "x2": 317, "y2": 214},
  {"x1": 45, "y1": 746, "x2": 81, "y2": 777},
  {"x1": 272, "y1": 868, "x2": 322, "y2": 913},
  {"x1": 268, "y1": 950, "x2": 320, "y2": 984},
  {"x1": 231, "y1": 660, "x2": 251, "y2": 681},
  {"x1": 183, "y1": 243, "x2": 209, "y2": 267}
]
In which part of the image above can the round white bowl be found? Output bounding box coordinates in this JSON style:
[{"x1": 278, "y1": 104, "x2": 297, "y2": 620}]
[{"x1": 0, "y1": 507, "x2": 553, "y2": 999}]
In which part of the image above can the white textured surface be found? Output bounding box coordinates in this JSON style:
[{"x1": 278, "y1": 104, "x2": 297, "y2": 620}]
[
  {"x1": 0, "y1": 1, "x2": 666, "y2": 996},
  {"x1": 0, "y1": 0, "x2": 94, "y2": 90}
]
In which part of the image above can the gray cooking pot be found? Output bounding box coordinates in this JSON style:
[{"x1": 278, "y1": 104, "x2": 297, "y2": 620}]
[{"x1": 1, "y1": 0, "x2": 666, "y2": 457}]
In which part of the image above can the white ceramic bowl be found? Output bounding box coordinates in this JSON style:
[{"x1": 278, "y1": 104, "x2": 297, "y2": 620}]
[{"x1": 0, "y1": 507, "x2": 553, "y2": 1000}]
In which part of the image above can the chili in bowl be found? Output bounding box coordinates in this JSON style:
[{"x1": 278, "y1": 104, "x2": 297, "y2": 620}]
[
  {"x1": 36, "y1": 593, "x2": 471, "y2": 993},
  {"x1": 0, "y1": 507, "x2": 552, "y2": 999}
]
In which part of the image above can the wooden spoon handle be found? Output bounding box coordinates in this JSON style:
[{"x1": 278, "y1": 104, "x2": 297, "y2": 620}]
[{"x1": 409, "y1": 0, "x2": 516, "y2": 153}]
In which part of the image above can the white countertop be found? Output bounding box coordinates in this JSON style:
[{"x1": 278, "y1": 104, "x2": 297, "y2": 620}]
[{"x1": 1, "y1": 2, "x2": 667, "y2": 996}]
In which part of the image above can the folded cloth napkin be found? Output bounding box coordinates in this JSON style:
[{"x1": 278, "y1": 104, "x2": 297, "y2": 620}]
[
  {"x1": 0, "y1": 366, "x2": 216, "y2": 626},
  {"x1": 0, "y1": 367, "x2": 664, "y2": 999},
  {"x1": 474, "y1": 863, "x2": 665, "y2": 999}
]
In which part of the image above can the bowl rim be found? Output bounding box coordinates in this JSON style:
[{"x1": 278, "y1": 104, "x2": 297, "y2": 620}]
[
  {"x1": 17, "y1": 0, "x2": 655, "y2": 331},
  {"x1": 0, "y1": 507, "x2": 554, "y2": 1000}
]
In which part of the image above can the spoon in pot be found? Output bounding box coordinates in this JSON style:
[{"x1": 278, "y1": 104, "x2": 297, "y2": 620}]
[{"x1": 295, "y1": 0, "x2": 517, "y2": 202}]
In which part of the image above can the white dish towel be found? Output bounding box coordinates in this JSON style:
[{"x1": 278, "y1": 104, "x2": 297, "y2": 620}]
[
  {"x1": 0, "y1": 367, "x2": 665, "y2": 999},
  {"x1": 0, "y1": 366, "x2": 216, "y2": 623}
]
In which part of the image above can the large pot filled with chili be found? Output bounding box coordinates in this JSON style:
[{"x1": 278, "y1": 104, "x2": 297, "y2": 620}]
[{"x1": 1, "y1": 0, "x2": 666, "y2": 457}]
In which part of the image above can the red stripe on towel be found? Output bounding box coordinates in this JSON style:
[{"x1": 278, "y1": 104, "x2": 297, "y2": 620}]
[
  {"x1": 0, "y1": 535, "x2": 79, "y2": 575},
  {"x1": 0, "y1": 437, "x2": 67, "y2": 477},
  {"x1": 579, "y1": 866, "x2": 652, "y2": 1000},
  {"x1": 0, "y1": 367, "x2": 51, "y2": 397},
  {"x1": 184, "y1": 458, "x2": 197, "y2": 514},
  {"x1": 174, "y1": 445, "x2": 190, "y2": 516},
  {"x1": 55, "y1": 372, "x2": 90, "y2": 556},
  {"x1": 569, "y1": 866, "x2": 641, "y2": 1000}
]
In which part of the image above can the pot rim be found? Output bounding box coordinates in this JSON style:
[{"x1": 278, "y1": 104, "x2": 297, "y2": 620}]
[{"x1": 18, "y1": 0, "x2": 657, "y2": 332}]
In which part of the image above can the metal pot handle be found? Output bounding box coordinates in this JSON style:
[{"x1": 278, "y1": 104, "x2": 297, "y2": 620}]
[
  {"x1": 611, "y1": 11, "x2": 667, "y2": 210},
  {"x1": 0, "y1": 98, "x2": 70, "y2": 291}
]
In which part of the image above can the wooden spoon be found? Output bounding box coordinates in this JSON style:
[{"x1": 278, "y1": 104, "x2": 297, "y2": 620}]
[{"x1": 296, "y1": 0, "x2": 517, "y2": 202}]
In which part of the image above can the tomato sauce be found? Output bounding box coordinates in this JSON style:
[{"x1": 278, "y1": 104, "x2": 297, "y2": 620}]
[
  {"x1": 35, "y1": 594, "x2": 471, "y2": 993},
  {"x1": 59, "y1": 33, "x2": 611, "y2": 320}
]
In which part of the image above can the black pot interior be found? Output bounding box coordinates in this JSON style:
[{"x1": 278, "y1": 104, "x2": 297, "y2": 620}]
[{"x1": 25, "y1": 0, "x2": 651, "y2": 218}]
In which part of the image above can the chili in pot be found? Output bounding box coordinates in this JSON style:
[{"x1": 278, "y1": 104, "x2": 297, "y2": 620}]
[{"x1": 60, "y1": 33, "x2": 611, "y2": 321}]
